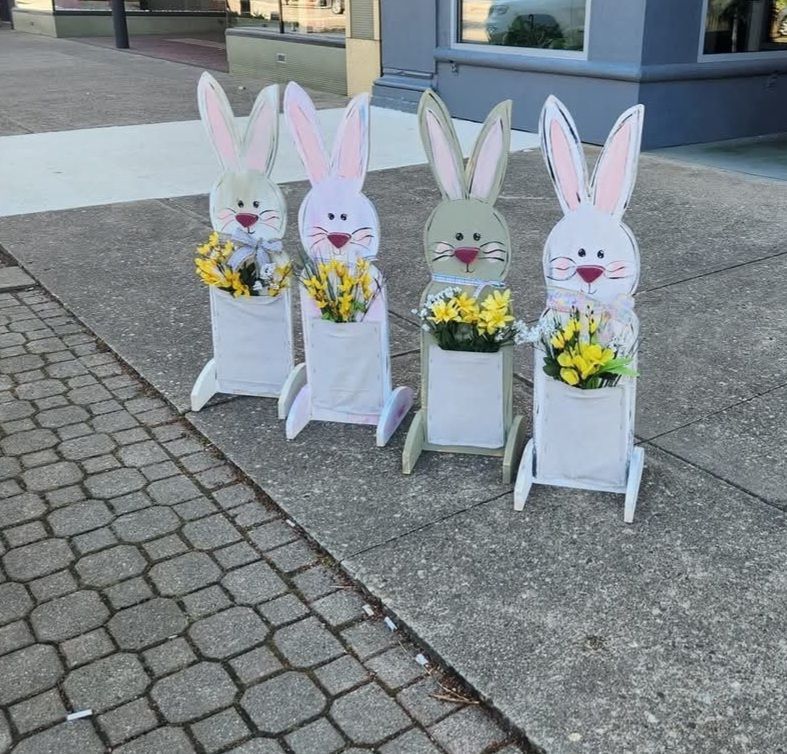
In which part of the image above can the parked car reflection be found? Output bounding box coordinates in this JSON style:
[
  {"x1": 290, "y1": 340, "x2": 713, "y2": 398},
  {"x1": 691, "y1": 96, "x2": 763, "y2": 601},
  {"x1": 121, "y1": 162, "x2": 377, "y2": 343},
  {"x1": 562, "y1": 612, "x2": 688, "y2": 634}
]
[{"x1": 483, "y1": 0, "x2": 585, "y2": 49}]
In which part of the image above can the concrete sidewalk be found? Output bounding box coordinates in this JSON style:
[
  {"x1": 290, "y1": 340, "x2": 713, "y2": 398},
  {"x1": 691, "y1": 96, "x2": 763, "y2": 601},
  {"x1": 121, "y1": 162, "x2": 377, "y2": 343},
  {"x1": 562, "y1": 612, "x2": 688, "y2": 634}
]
[{"x1": 2, "y1": 30, "x2": 787, "y2": 754}]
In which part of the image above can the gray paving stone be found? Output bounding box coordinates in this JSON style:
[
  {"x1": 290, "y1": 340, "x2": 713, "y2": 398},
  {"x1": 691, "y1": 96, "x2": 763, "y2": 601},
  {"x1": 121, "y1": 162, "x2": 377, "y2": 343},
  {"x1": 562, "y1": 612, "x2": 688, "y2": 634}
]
[
  {"x1": 183, "y1": 514, "x2": 242, "y2": 550},
  {"x1": 397, "y1": 679, "x2": 460, "y2": 727},
  {"x1": 61, "y1": 627, "x2": 115, "y2": 668},
  {"x1": 19, "y1": 449, "x2": 58, "y2": 468},
  {"x1": 196, "y1": 465, "x2": 237, "y2": 490},
  {"x1": 230, "y1": 646, "x2": 282, "y2": 686},
  {"x1": 241, "y1": 671, "x2": 326, "y2": 734},
  {"x1": 64, "y1": 652, "x2": 150, "y2": 713},
  {"x1": 379, "y1": 729, "x2": 443, "y2": 754},
  {"x1": 113, "y1": 506, "x2": 180, "y2": 542},
  {"x1": 76, "y1": 544, "x2": 147, "y2": 587},
  {"x1": 118, "y1": 440, "x2": 168, "y2": 467},
  {"x1": 82, "y1": 453, "x2": 120, "y2": 474},
  {"x1": 0, "y1": 456, "x2": 21, "y2": 481},
  {"x1": 10, "y1": 721, "x2": 104, "y2": 754},
  {"x1": 0, "y1": 492, "x2": 45, "y2": 528},
  {"x1": 313, "y1": 654, "x2": 370, "y2": 697},
  {"x1": 285, "y1": 717, "x2": 345, "y2": 754},
  {"x1": 15, "y1": 378, "x2": 66, "y2": 400},
  {"x1": 0, "y1": 644, "x2": 63, "y2": 705},
  {"x1": 227, "y1": 742, "x2": 285, "y2": 754},
  {"x1": 149, "y1": 552, "x2": 221, "y2": 596},
  {"x1": 2, "y1": 538, "x2": 74, "y2": 581},
  {"x1": 330, "y1": 683, "x2": 410, "y2": 745},
  {"x1": 108, "y1": 598, "x2": 188, "y2": 650},
  {"x1": 221, "y1": 561, "x2": 288, "y2": 604},
  {"x1": 257, "y1": 593, "x2": 310, "y2": 627},
  {"x1": 0, "y1": 620, "x2": 33, "y2": 655},
  {"x1": 142, "y1": 460, "x2": 180, "y2": 482},
  {"x1": 148, "y1": 475, "x2": 201, "y2": 505},
  {"x1": 266, "y1": 539, "x2": 317, "y2": 573},
  {"x1": 68, "y1": 383, "x2": 112, "y2": 404},
  {"x1": 181, "y1": 585, "x2": 232, "y2": 619},
  {"x1": 109, "y1": 490, "x2": 153, "y2": 515},
  {"x1": 113, "y1": 427, "x2": 150, "y2": 445},
  {"x1": 311, "y1": 590, "x2": 366, "y2": 628},
  {"x1": 190, "y1": 708, "x2": 250, "y2": 753},
  {"x1": 56, "y1": 421, "x2": 91, "y2": 440},
  {"x1": 230, "y1": 501, "x2": 280, "y2": 528},
  {"x1": 115, "y1": 727, "x2": 196, "y2": 754},
  {"x1": 4, "y1": 521, "x2": 45, "y2": 549},
  {"x1": 366, "y1": 648, "x2": 426, "y2": 692},
  {"x1": 173, "y1": 496, "x2": 217, "y2": 520},
  {"x1": 22, "y1": 460, "x2": 83, "y2": 492},
  {"x1": 341, "y1": 621, "x2": 397, "y2": 661},
  {"x1": 213, "y1": 483, "x2": 256, "y2": 510},
  {"x1": 59, "y1": 432, "x2": 116, "y2": 461},
  {"x1": 0, "y1": 479, "x2": 22, "y2": 497},
  {"x1": 47, "y1": 500, "x2": 113, "y2": 536},
  {"x1": 45, "y1": 484, "x2": 84, "y2": 507},
  {"x1": 163, "y1": 435, "x2": 204, "y2": 456},
  {"x1": 181, "y1": 451, "x2": 221, "y2": 473},
  {"x1": 249, "y1": 520, "x2": 299, "y2": 552},
  {"x1": 73, "y1": 526, "x2": 118, "y2": 555},
  {"x1": 0, "y1": 353, "x2": 43, "y2": 373},
  {"x1": 29, "y1": 569, "x2": 77, "y2": 601},
  {"x1": 98, "y1": 698, "x2": 158, "y2": 746},
  {"x1": 293, "y1": 565, "x2": 341, "y2": 602},
  {"x1": 143, "y1": 637, "x2": 196, "y2": 678},
  {"x1": 274, "y1": 617, "x2": 344, "y2": 668},
  {"x1": 152, "y1": 662, "x2": 238, "y2": 723},
  {"x1": 428, "y1": 706, "x2": 507, "y2": 754},
  {"x1": 85, "y1": 467, "x2": 146, "y2": 498},
  {"x1": 0, "y1": 399, "x2": 34, "y2": 421},
  {"x1": 189, "y1": 606, "x2": 268, "y2": 660},
  {"x1": 30, "y1": 589, "x2": 109, "y2": 642},
  {"x1": 92, "y1": 409, "x2": 138, "y2": 433},
  {"x1": 36, "y1": 405, "x2": 89, "y2": 428},
  {"x1": 106, "y1": 577, "x2": 153, "y2": 609},
  {"x1": 10, "y1": 689, "x2": 66, "y2": 735},
  {"x1": 143, "y1": 533, "x2": 188, "y2": 561},
  {"x1": 0, "y1": 428, "x2": 57, "y2": 455},
  {"x1": 214, "y1": 541, "x2": 259, "y2": 570}
]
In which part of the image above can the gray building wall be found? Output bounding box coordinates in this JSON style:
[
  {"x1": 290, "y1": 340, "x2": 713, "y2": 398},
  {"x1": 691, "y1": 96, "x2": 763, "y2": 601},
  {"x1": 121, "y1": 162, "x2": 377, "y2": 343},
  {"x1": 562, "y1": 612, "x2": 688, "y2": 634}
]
[{"x1": 374, "y1": 0, "x2": 787, "y2": 147}]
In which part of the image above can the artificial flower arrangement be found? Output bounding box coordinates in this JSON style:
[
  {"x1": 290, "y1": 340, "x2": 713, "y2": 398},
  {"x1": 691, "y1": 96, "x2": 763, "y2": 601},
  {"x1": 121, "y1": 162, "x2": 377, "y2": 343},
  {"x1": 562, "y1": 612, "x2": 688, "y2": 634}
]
[
  {"x1": 415, "y1": 287, "x2": 530, "y2": 353},
  {"x1": 539, "y1": 307, "x2": 637, "y2": 389},
  {"x1": 299, "y1": 255, "x2": 381, "y2": 323},
  {"x1": 195, "y1": 231, "x2": 292, "y2": 299}
]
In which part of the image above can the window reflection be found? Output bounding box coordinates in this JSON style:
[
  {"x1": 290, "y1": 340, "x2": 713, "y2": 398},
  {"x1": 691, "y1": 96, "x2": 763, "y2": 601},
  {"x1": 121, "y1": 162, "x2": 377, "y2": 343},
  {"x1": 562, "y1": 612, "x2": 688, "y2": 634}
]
[
  {"x1": 459, "y1": 0, "x2": 586, "y2": 51},
  {"x1": 47, "y1": 0, "x2": 223, "y2": 10},
  {"x1": 226, "y1": 0, "x2": 345, "y2": 38},
  {"x1": 704, "y1": 0, "x2": 787, "y2": 53}
]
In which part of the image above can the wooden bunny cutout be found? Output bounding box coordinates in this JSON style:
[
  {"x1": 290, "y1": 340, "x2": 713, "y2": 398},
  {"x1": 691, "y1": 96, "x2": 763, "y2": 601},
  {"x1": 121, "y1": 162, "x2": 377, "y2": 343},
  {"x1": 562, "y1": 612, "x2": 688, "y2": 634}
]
[
  {"x1": 191, "y1": 72, "x2": 295, "y2": 414},
  {"x1": 402, "y1": 90, "x2": 526, "y2": 482},
  {"x1": 280, "y1": 82, "x2": 413, "y2": 444},
  {"x1": 514, "y1": 95, "x2": 645, "y2": 522}
]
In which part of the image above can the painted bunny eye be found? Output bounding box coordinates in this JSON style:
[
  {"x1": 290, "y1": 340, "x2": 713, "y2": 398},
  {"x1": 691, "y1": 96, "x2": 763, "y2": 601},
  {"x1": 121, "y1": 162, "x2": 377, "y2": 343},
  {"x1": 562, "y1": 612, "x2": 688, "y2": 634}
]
[
  {"x1": 473, "y1": 232, "x2": 481, "y2": 242},
  {"x1": 597, "y1": 250, "x2": 605, "y2": 259},
  {"x1": 577, "y1": 248, "x2": 586, "y2": 258},
  {"x1": 340, "y1": 213, "x2": 347, "y2": 221},
  {"x1": 237, "y1": 200, "x2": 245, "y2": 208},
  {"x1": 328, "y1": 213, "x2": 335, "y2": 220},
  {"x1": 252, "y1": 201, "x2": 260, "y2": 209},
  {"x1": 455, "y1": 232, "x2": 464, "y2": 241}
]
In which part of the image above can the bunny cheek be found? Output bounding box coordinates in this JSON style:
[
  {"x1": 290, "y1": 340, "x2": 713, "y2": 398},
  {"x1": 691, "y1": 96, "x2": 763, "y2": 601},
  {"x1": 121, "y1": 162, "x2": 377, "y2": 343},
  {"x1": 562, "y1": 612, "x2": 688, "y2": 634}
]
[{"x1": 209, "y1": 172, "x2": 284, "y2": 240}]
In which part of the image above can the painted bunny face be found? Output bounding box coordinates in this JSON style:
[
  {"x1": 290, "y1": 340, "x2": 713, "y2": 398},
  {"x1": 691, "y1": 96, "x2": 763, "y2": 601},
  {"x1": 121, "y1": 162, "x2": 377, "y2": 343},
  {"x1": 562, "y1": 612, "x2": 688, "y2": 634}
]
[
  {"x1": 540, "y1": 96, "x2": 644, "y2": 302},
  {"x1": 198, "y1": 72, "x2": 286, "y2": 240},
  {"x1": 285, "y1": 83, "x2": 379, "y2": 264},
  {"x1": 419, "y1": 90, "x2": 513, "y2": 284}
]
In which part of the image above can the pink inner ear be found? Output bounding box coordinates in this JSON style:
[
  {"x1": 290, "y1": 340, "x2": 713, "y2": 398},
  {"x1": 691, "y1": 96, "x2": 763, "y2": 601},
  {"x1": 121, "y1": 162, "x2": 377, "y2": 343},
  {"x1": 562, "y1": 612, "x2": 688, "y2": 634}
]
[
  {"x1": 205, "y1": 96, "x2": 240, "y2": 171},
  {"x1": 469, "y1": 119, "x2": 503, "y2": 201},
  {"x1": 594, "y1": 121, "x2": 631, "y2": 215},
  {"x1": 244, "y1": 103, "x2": 276, "y2": 173},
  {"x1": 334, "y1": 103, "x2": 366, "y2": 182},
  {"x1": 426, "y1": 110, "x2": 464, "y2": 200},
  {"x1": 550, "y1": 120, "x2": 582, "y2": 212},
  {"x1": 290, "y1": 102, "x2": 329, "y2": 185}
]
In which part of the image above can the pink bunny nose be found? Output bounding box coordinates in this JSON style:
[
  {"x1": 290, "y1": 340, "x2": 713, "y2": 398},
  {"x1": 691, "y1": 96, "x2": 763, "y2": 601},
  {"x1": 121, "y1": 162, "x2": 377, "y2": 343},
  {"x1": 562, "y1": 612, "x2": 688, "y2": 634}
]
[
  {"x1": 454, "y1": 247, "x2": 479, "y2": 265},
  {"x1": 577, "y1": 265, "x2": 604, "y2": 284},
  {"x1": 235, "y1": 213, "x2": 259, "y2": 229},
  {"x1": 328, "y1": 233, "x2": 351, "y2": 249}
]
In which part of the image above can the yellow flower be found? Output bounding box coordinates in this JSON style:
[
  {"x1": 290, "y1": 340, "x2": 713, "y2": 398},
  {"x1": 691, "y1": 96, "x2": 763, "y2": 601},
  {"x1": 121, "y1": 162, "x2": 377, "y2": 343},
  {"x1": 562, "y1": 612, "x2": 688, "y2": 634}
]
[
  {"x1": 480, "y1": 289, "x2": 511, "y2": 314},
  {"x1": 208, "y1": 231, "x2": 219, "y2": 247},
  {"x1": 455, "y1": 292, "x2": 480, "y2": 324},
  {"x1": 338, "y1": 292, "x2": 355, "y2": 320},
  {"x1": 550, "y1": 331, "x2": 565, "y2": 349},
  {"x1": 562, "y1": 317, "x2": 578, "y2": 340},
  {"x1": 429, "y1": 299, "x2": 460, "y2": 324},
  {"x1": 557, "y1": 351, "x2": 574, "y2": 368},
  {"x1": 560, "y1": 367, "x2": 580, "y2": 386},
  {"x1": 588, "y1": 315, "x2": 599, "y2": 334}
]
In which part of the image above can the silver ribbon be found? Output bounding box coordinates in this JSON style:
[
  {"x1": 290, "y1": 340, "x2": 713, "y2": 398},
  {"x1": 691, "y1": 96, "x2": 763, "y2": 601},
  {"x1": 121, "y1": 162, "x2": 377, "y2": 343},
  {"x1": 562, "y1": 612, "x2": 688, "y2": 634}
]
[
  {"x1": 431, "y1": 273, "x2": 506, "y2": 298},
  {"x1": 225, "y1": 232, "x2": 284, "y2": 272}
]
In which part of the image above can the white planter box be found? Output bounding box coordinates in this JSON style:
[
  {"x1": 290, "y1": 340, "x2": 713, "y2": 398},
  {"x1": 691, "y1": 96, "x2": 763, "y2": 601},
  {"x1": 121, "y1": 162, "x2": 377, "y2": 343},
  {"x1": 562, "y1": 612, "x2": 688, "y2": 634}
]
[
  {"x1": 426, "y1": 345, "x2": 505, "y2": 449},
  {"x1": 534, "y1": 365, "x2": 634, "y2": 491},
  {"x1": 210, "y1": 286, "x2": 293, "y2": 397},
  {"x1": 305, "y1": 318, "x2": 388, "y2": 418}
]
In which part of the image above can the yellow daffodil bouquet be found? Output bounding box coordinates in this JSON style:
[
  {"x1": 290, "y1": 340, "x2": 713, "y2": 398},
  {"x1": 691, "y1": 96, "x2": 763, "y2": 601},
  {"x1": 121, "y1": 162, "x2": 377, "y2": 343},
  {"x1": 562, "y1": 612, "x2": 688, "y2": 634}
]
[
  {"x1": 416, "y1": 287, "x2": 530, "y2": 353},
  {"x1": 299, "y1": 256, "x2": 382, "y2": 323},
  {"x1": 195, "y1": 232, "x2": 292, "y2": 298},
  {"x1": 541, "y1": 307, "x2": 637, "y2": 389}
]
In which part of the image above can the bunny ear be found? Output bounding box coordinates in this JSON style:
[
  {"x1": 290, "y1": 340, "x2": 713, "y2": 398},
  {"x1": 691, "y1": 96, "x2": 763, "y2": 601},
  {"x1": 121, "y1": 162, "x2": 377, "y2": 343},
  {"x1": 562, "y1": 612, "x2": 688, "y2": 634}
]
[
  {"x1": 590, "y1": 104, "x2": 644, "y2": 218},
  {"x1": 539, "y1": 95, "x2": 588, "y2": 215},
  {"x1": 330, "y1": 93, "x2": 370, "y2": 190},
  {"x1": 241, "y1": 84, "x2": 279, "y2": 175},
  {"x1": 284, "y1": 81, "x2": 330, "y2": 186},
  {"x1": 198, "y1": 72, "x2": 242, "y2": 172},
  {"x1": 466, "y1": 99, "x2": 511, "y2": 203},
  {"x1": 418, "y1": 89, "x2": 466, "y2": 201}
]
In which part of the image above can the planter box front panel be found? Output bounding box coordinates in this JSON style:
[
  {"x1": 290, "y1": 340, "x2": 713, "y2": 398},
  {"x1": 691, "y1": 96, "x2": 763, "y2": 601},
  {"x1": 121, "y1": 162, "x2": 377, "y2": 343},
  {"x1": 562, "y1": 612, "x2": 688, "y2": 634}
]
[
  {"x1": 426, "y1": 346, "x2": 505, "y2": 449},
  {"x1": 210, "y1": 287, "x2": 293, "y2": 396},
  {"x1": 306, "y1": 319, "x2": 386, "y2": 417}
]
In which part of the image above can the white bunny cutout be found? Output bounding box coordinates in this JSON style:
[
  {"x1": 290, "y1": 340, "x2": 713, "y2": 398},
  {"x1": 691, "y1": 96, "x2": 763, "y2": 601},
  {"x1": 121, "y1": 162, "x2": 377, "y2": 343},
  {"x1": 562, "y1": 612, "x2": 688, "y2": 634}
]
[
  {"x1": 279, "y1": 82, "x2": 413, "y2": 444},
  {"x1": 190, "y1": 73, "x2": 295, "y2": 414},
  {"x1": 514, "y1": 96, "x2": 646, "y2": 523}
]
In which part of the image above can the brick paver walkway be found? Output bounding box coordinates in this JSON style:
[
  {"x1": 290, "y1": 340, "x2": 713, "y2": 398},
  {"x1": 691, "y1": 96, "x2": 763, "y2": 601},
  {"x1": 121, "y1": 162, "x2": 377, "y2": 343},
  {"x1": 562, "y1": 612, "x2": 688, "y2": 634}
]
[{"x1": 0, "y1": 286, "x2": 524, "y2": 753}]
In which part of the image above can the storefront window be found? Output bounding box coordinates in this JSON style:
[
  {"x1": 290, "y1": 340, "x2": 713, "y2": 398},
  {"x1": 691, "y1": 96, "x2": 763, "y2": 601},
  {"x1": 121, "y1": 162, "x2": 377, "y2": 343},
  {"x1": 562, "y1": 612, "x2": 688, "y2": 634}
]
[
  {"x1": 227, "y1": 0, "x2": 346, "y2": 39},
  {"x1": 459, "y1": 0, "x2": 586, "y2": 51},
  {"x1": 47, "y1": 0, "x2": 223, "y2": 11},
  {"x1": 703, "y1": 0, "x2": 787, "y2": 53}
]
